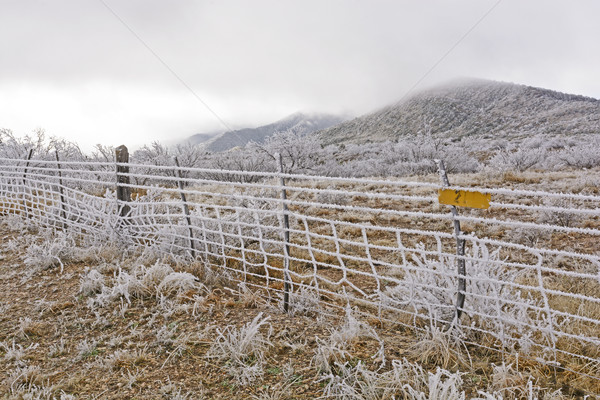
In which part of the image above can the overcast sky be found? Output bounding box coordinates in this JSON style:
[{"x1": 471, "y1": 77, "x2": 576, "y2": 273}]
[{"x1": 1, "y1": 0, "x2": 599, "y2": 151}]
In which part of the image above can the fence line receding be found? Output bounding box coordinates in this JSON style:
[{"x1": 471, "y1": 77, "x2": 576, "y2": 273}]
[{"x1": 0, "y1": 154, "x2": 599, "y2": 385}]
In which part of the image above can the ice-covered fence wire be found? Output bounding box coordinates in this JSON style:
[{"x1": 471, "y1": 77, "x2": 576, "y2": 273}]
[{"x1": 0, "y1": 157, "x2": 598, "y2": 384}]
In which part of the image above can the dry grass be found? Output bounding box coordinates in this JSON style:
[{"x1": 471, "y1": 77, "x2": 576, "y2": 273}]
[
  {"x1": 0, "y1": 231, "x2": 596, "y2": 399},
  {"x1": 1, "y1": 169, "x2": 599, "y2": 397}
]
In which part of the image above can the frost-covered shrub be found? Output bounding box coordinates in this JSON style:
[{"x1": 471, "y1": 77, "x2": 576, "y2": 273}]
[
  {"x1": 312, "y1": 138, "x2": 480, "y2": 178},
  {"x1": 382, "y1": 243, "x2": 456, "y2": 323},
  {"x1": 315, "y1": 186, "x2": 350, "y2": 206},
  {"x1": 321, "y1": 358, "x2": 481, "y2": 400},
  {"x1": 320, "y1": 360, "x2": 408, "y2": 399},
  {"x1": 86, "y1": 262, "x2": 205, "y2": 310},
  {"x1": 506, "y1": 227, "x2": 551, "y2": 248},
  {"x1": 76, "y1": 339, "x2": 98, "y2": 359},
  {"x1": 157, "y1": 272, "x2": 200, "y2": 297},
  {"x1": 287, "y1": 285, "x2": 322, "y2": 316},
  {"x1": 383, "y1": 241, "x2": 542, "y2": 352},
  {"x1": 555, "y1": 136, "x2": 600, "y2": 169},
  {"x1": 488, "y1": 147, "x2": 545, "y2": 172},
  {"x1": 24, "y1": 232, "x2": 76, "y2": 272},
  {"x1": 206, "y1": 313, "x2": 273, "y2": 385},
  {"x1": 403, "y1": 368, "x2": 466, "y2": 400},
  {"x1": 200, "y1": 146, "x2": 270, "y2": 183},
  {"x1": 79, "y1": 268, "x2": 105, "y2": 296},
  {"x1": 312, "y1": 308, "x2": 384, "y2": 373},
  {"x1": 537, "y1": 198, "x2": 582, "y2": 228}
]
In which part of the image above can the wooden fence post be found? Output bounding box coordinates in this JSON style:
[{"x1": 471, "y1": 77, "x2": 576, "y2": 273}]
[
  {"x1": 115, "y1": 145, "x2": 131, "y2": 219},
  {"x1": 435, "y1": 159, "x2": 466, "y2": 328},
  {"x1": 54, "y1": 150, "x2": 68, "y2": 228},
  {"x1": 276, "y1": 153, "x2": 291, "y2": 313},
  {"x1": 174, "y1": 156, "x2": 196, "y2": 258}
]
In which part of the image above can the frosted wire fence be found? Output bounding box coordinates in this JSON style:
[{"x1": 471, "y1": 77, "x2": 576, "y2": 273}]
[{"x1": 0, "y1": 156, "x2": 599, "y2": 382}]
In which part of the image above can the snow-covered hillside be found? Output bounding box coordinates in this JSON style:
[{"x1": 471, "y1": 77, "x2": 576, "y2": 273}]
[
  {"x1": 195, "y1": 112, "x2": 344, "y2": 152},
  {"x1": 316, "y1": 78, "x2": 600, "y2": 145}
]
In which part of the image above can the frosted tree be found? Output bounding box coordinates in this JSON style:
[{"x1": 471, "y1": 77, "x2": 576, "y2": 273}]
[{"x1": 248, "y1": 129, "x2": 325, "y2": 173}]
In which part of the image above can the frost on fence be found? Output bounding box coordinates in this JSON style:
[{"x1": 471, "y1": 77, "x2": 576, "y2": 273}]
[{"x1": 0, "y1": 157, "x2": 599, "y2": 380}]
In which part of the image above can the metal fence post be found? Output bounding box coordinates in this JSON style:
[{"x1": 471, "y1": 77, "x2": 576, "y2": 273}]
[
  {"x1": 21, "y1": 149, "x2": 34, "y2": 218},
  {"x1": 115, "y1": 145, "x2": 131, "y2": 219},
  {"x1": 435, "y1": 159, "x2": 466, "y2": 327},
  {"x1": 174, "y1": 156, "x2": 196, "y2": 258},
  {"x1": 276, "y1": 153, "x2": 291, "y2": 313},
  {"x1": 54, "y1": 150, "x2": 68, "y2": 228}
]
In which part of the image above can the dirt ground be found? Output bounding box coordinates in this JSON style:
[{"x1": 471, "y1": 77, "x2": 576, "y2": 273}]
[{"x1": 0, "y1": 219, "x2": 597, "y2": 399}]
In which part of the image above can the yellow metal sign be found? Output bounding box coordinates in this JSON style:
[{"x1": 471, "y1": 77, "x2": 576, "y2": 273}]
[{"x1": 438, "y1": 189, "x2": 491, "y2": 209}]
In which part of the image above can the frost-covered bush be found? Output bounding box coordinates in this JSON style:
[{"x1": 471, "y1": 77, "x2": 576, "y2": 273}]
[
  {"x1": 554, "y1": 136, "x2": 600, "y2": 169},
  {"x1": 537, "y1": 198, "x2": 582, "y2": 228},
  {"x1": 287, "y1": 285, "x2": 322, "y2": 316},
  {"x1": 85, "y1": 262, "x2": 205, "y2": 310},
  {"x1": 200, "y1": 147, "x2": 270, "y2": 183},
  {"x1": 403, "y1": 368, "x2": 466, "y2": 400},
  {"x1": 312, "y1": 138, "x2": 480, "y2": 178},
  {"x1": 157, "y1": 272, "x2": 200, "y2": 297},
  {"x1": 206, "y1": 312, "x2": 273, "y2": 385},
  {"x1": 0, "y1": 128, "x2": 84, "y2": 162},
  {"x1": 79, "y1": 268, "x2": 105, "y2": 296},
  {"x1": 488, "y1": 147, "x2": 545, "y2": 172},
  {"x1": 24, "y1": 232, "x2": 76, "y2": 272},
  {"x1": 312, "y1": 308, "x2": 384, "y2": 373},
  {"x1": 506, "y1": 227, "x2": 551, "y2": 248},
  {"x1": 383, "y1": 241, "x2": 542, "y2": 352},
  {"x1": 315, "y1": 186, "x2": 350, "y2": 206},
  {"x1": 382, "y1": 242, "x2": 456, "y2": 323},
  {"x1": 321, "y1": 360, "x2": 411, "y2": 399},
  {"x1": 321, "y1": 358, "x2": 470, "y2": 400}
]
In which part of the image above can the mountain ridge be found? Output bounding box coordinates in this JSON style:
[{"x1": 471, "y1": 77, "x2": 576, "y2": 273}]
[
  {"x1": 191, "y1": 112, "x2": 345, "y2": 152},
  {"x1": 314, "y1": 79, "x2": 600, "y2": 145}
]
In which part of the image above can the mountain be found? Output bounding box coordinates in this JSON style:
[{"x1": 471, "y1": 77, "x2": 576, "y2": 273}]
[
  {"x1": 196, "y1": 112, "x2": 345, "y2": 152},
  {"x1": 186, "y1": 131, "x2": 222, "y2": 146},
  {"x1": 315, "y1": 79, "x2": 600, "y2": 145}
]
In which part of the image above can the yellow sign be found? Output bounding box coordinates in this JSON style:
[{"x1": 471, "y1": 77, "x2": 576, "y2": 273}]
[{"x1": 438, "y1": 189, "x2": 491, "y2": 209}]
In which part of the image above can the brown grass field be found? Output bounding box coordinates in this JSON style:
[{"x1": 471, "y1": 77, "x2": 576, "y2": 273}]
[{"x1": 0, "y1": 168, "x2": 599, "y2": 399}]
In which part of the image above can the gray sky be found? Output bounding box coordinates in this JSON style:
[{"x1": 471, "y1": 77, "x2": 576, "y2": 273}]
[{"x1": 1, "y1": 0, "x2": 599, "y2": 151}]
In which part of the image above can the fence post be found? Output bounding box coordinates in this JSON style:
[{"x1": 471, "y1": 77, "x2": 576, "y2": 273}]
[
  {"x1": 276, "y1": 153, "x2": 291, "y2": 313},
  {"x1": 54, "y1": 150, "x2": 68, "y2": 228},
  {"x1": 174, "y1": 156, "x2": 196, "y2": 259},
  {"x1": 115, "y1": 145, "x2": 131, "y2": 219},
  {"x1": 21, "y1": 149, "x2": 34, "y2": 218},
  {"x1": 435, "y1": 159, "x2": 466, "y2": 327}
]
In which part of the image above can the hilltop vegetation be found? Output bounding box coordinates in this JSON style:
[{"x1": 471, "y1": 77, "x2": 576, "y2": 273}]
[{"x1": 316, "y1": 78, "x2": 600, "y2": 145}]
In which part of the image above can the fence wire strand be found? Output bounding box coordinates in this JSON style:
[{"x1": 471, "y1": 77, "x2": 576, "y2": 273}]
[{"x1": 0, "y1": 157, "x2": 599, "y2": 384}]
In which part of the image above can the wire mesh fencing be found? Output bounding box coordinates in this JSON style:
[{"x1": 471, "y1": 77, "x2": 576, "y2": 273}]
[{"x1": 0, "y1": 155, "x2": 599, "y2": 384}]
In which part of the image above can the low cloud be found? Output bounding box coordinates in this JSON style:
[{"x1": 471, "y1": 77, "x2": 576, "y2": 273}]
[{"x1": 1, "y1": 0, "x2": 598, "y2": 149}]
